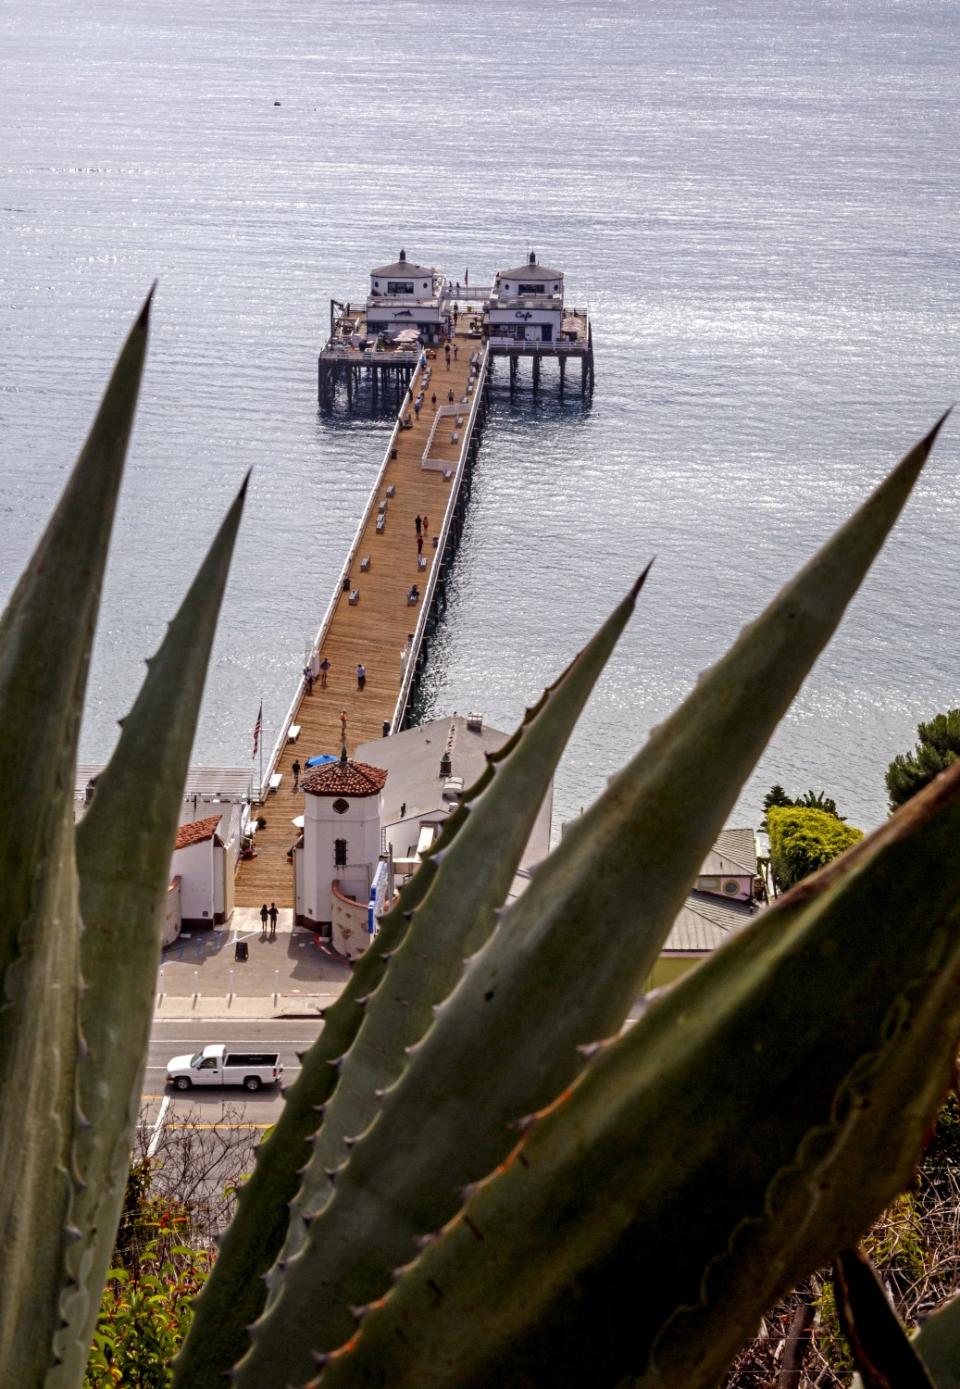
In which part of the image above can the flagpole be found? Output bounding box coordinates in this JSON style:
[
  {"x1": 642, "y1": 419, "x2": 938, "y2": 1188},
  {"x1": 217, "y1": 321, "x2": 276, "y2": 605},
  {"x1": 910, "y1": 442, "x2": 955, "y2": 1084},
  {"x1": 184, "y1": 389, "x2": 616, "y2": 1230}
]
[{"x1": 259, "y1": 694, "x2": 263, "y2": 797}]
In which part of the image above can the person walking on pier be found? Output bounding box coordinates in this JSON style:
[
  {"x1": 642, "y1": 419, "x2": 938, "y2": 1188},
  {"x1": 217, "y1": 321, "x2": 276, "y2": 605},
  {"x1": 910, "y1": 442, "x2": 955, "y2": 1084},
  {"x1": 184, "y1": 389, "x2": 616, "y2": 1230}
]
[
  {"x1": 319, "y1": 656, "x2": 330, "y2": 688},
  {"x1": 453, "y1": 343, "x2": 459, "y2": 361},
  {"x1": 415, "y1": 513, "x2": 422, "y2": 535},
  {"x1": 422, "y1": 514, "x2": 429, "y2": 535},
  {"x1": 268, "y1": 903, "x2": 279, "y2": 940},
  {"x1": 417, "y1": 533, "x2": 423, "y2": 556},
  {"x1": 357, "y1": 663, "x2": 366, "y2": 691},
  {"x1": 292, "y1": 758, "x2": 301, "y2": 790},
  {"x1": 260, "y1": 903, "x2": 269, "y2": 939},
  {"x1": 414, "y1": 400, "x2": 421, "y2": 421},
  {"x1": 431, "y1": 392, "x2": 437, "y2": 409}
]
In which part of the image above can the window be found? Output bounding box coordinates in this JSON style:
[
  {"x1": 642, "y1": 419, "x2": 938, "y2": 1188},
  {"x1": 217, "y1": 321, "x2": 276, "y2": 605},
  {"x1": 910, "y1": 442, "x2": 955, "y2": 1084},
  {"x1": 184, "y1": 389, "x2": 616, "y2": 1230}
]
[
  {"x1": 387, "y1": 280, "x2": 414, "y2": 294},
  {"x1": 332, "y1": 798, "x2": 349, "y2": 815},
  {"x1": 518, "y1": 283, "x2": 545, "y2": 295},
  {"x1": 334, "y1": 838, "x2": 348, "y2": 868}
]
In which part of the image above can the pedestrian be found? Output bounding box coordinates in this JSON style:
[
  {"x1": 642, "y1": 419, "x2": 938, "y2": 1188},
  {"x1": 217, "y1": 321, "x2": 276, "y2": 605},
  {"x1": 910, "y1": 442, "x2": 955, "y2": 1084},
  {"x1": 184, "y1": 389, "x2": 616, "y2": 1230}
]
[
  {"x1": 400, "y1": 801, "x2": 407, "y2": 818},
  {"x1": 431, "y1": 392, "x2": 437, "y2": 407},
  {"x1": 260, "y1": 903, "x2": 269, "y2": 939},
  {"x1": 422, "y1": 514, "x2": 429, "y2": 535},
  {"x1": 415, "y1": 513, "x2": 422, "y2": 535},
  {"x1": 292, "y1": 758, "x2": 301, "y2": 789},
  {"x1": 357, "y1": 663, "x2": 366, "y2": 690},
  {"x1": 453, "y1": 344, "x2": 459, "y2": 360},
  {"x1": 447, "y1": 388, "x2": 454, "y2": 402},
  {"x1": 303, "y1": 666, "x2": 315, "y2": 694},
  {"x1": 414, "y1": 400, "x2": 420, "y2": 420},
  {"x1": 417, "y1": 533, "x2": 423, "y2": 555},
  {"x1": 269, "y1": 902, "x2": 279, "y2": 940},
  {"x1": 319, "y1": 656, "x2": 330, "y2": 688}
]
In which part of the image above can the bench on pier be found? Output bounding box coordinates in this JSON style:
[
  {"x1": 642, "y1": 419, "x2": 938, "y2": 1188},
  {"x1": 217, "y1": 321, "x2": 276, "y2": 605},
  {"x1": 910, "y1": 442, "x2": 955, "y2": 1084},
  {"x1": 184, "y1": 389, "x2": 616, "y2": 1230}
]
[
  {"x1": 432, "y1": 534, "x2": 439, "y2": 547},
  {"x1": 360, "y1": 555, "x2": 371, "y2": 572},
  {"x1": 287, "y1": 724, "x2": 301, "y2": 743},
  {"x1": 443, "y1": 469, "x2": 453, "y2": 481},
  {"x1": 376, "y1": 515, "x2": 386, "y2": 534},
  {"x1": 386, "y1": 483, "x2": 396, "y2": 498},
  {"x1": 268, "y1": 772, "x2": 283, "y2": 793},
  {"x1": 450, "y1": 432, "x2": 459, "y2": 444},
  {"x1": 417, "y1": 555, "x2": 426, "y2": 571},
  {"x1": 349, "y1": 589, "x2": 360, "y2": 606},
  {"x1": 456, "y1": 415, "x2": 464, "y2": 426},
  {"x1": 378, "y1": 499, "x2": 388, "y2": 515}
]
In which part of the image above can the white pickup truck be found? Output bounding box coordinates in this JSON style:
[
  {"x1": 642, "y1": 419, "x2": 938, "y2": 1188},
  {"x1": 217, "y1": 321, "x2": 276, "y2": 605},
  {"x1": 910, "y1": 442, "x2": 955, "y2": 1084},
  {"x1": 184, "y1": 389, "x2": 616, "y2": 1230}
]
[{"x1": 166, "y1": 1043, "x2": 283, "y2": 1093}]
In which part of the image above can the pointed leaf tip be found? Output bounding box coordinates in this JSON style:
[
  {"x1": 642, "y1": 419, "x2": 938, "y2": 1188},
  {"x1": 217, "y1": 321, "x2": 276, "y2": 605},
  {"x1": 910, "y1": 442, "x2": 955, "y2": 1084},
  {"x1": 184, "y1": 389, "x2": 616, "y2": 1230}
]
[
  {"x1": 630, "y1": 559, "x2": 655, "y2": 601},
  {"x1": 137, "y1": 284, "x2": 155, "y2": 329}
]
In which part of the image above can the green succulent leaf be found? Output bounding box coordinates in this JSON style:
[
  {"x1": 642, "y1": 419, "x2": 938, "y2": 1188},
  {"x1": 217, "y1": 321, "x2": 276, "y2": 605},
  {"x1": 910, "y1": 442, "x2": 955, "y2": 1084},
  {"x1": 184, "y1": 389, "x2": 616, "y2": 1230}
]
[
  {"x1": 0, "y1": 298, "x2": 149, "y2": 1382},
  {"x1": 237, "y1": 420, "x2": 946, "y2": 1388},
  {"x1": 320, "y1": 758, "x2": 960, "y2": 1389},
  {"x1": 907, "y1": 1292, "x2": 960, "y2": 1388},
  {"x1": 833, "y1": 1246, "x2": 934, "y2": 1389},
  {"x1": 176, "y1": 570, "x2": 648, "y2": 1389},
  {"x1": 46, "y1": 478, "x2": 246, "y2": 1385}
]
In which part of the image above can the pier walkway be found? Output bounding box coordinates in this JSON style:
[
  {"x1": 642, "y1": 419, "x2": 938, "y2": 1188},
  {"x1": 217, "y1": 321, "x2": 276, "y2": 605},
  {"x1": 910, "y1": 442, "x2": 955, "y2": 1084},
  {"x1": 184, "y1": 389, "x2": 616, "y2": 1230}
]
[{"x1": 235, "y1": 331, "x2": 486, "y2": 908}]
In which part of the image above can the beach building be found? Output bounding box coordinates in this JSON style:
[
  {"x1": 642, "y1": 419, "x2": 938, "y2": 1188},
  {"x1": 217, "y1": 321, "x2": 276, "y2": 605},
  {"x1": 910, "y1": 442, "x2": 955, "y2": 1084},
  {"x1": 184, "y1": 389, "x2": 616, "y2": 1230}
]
[
  {"x1": 292, "y1": 713, "x2": 553, "y2": 959},
  {"x1": 649, "y1": 828, "x2": 762, "y2": 988},
  {"x1": 166, "y1": 807, "x2": 243, "y2": 942},
  {"x1": 486, "y1": 251, "x2": 565, "y2": 345},
  {"x1": 365, "y1": 249, "x2": 448, "y2": 343}
]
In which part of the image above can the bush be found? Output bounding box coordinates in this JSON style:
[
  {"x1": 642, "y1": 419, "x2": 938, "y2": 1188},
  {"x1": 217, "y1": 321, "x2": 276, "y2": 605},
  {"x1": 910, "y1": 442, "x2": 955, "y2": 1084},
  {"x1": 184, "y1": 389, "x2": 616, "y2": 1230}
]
[{"x1": 767, "y1": 805, "x2": 863, "y2": 892}]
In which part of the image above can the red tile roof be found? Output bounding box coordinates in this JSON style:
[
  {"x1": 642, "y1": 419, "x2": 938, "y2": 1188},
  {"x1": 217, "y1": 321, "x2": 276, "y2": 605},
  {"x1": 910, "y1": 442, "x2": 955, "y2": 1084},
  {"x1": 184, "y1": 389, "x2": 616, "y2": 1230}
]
[
  {"x1": 301, "y1": 759, "x2": 388, "y2": 798},
  {"x1": 174, "y1": 814, "x2": 222, "y2": 851}
]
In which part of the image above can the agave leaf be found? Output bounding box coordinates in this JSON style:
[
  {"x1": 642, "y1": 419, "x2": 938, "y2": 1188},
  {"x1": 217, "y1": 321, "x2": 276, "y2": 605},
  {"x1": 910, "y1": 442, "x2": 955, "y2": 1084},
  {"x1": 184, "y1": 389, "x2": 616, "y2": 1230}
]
[
  {"x1": 176, "y1": 573, "x2": 648, "y2": 1389},
  {"x1": 237, "y1": 420, "x2": 946, "y2": 1387},
  {"x1": 907, "y1": 1294, "x2": 960, "y2": 1388},
  {"x1": 833, "y1": 1247, "x2": 934, "y2": 1389},
  {"x1": 320, "y1": 760, "x2": 960, "y2": 1389},
  {"x1": 45, "y1": 479, "x2": 246, "y2": 1386},
  {"x1": 0, "y1": 299, "x2": 148, "y2": 1382}
]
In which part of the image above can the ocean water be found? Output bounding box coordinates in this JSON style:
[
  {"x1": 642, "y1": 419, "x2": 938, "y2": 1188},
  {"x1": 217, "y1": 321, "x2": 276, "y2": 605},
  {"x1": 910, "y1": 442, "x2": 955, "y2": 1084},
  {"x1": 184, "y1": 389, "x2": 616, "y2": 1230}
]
[{"x1": 2, "y1": 0, "x2": 958, "y2": 835}]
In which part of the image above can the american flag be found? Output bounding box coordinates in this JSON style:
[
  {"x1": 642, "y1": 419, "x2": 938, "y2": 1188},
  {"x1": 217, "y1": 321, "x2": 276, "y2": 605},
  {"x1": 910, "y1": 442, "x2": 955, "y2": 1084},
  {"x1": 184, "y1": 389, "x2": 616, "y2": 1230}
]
[{"x1": 252, "y1": 702, "x2": 263, "y2": 758}]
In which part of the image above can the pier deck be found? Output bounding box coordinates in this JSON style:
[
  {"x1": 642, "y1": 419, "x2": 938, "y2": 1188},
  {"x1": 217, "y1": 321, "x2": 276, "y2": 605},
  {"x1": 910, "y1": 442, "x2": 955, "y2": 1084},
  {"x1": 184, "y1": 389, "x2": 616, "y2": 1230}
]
[{"x1": 236, "y1": 333, "x2": 482, "y2": 908}]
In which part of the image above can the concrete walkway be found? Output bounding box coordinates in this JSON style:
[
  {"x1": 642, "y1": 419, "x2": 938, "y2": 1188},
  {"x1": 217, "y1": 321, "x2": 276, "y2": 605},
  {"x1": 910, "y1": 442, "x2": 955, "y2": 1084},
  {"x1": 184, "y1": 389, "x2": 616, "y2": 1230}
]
[{"x1": 156, "y1": 907, "x2": 352, "y2": 1019}]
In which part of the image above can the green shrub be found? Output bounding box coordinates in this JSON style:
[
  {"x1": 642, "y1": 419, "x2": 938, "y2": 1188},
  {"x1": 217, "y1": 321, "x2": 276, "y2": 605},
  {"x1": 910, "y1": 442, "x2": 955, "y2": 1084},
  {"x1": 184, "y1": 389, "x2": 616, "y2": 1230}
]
[{"x1": 767, "y1": 804, "x2": 864, "y2": 891}]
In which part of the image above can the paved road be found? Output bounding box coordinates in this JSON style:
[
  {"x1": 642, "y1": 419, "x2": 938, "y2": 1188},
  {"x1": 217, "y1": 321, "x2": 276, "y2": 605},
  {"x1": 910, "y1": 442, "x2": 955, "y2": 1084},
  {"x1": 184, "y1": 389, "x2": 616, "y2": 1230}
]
[{"x1": 143, "y1": 1017, "x2": 326, "y2": 1136}]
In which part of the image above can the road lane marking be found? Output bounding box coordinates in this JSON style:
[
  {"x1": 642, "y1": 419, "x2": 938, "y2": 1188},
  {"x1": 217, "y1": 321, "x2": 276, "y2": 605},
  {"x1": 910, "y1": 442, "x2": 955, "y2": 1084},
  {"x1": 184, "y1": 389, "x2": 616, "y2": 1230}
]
[{"x1": 147, "y1": 1095, "x2": 171, "y2": 1157}]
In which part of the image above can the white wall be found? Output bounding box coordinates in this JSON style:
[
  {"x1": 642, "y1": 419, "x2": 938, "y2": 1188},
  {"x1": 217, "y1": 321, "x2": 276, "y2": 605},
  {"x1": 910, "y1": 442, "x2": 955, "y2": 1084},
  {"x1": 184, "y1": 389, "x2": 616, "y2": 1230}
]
[
  {"x1": 173, "y1": 839, "x2": 215, "y2": 923},
  {"x1": 301, "y1": 790, "x2": 383, "y2": 926},
  {"x1": 164, "y1": 878, "x2": 182, "y2": 947}
]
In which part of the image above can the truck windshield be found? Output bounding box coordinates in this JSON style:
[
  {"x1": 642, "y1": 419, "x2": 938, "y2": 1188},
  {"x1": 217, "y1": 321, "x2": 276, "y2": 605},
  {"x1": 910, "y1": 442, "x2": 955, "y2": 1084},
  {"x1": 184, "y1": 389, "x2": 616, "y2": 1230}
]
[{"x1": 190, "y1": 1052, "x2": 205, "y2": 1068}]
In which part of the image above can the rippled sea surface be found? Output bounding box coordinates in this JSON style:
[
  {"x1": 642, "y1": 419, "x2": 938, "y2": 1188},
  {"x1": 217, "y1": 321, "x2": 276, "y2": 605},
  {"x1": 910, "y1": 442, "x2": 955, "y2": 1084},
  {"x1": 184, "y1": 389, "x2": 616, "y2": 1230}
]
[{"x1": 2, "y1": 0, "x2": 958, "y2": 834}]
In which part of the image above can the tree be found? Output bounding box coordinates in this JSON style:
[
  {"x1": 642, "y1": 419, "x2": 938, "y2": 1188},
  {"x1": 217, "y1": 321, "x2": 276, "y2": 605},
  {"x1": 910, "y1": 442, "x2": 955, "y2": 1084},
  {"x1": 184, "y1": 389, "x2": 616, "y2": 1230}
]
[
  {"x1": 761, "y1": 785, "x2": 844, "y2": 830},
  {"x1": 767, "y1": 805, "x2": 863, "y2": 892},
  {"x1": 885, "y1": 709, "x2": 960, "y2": 812}
]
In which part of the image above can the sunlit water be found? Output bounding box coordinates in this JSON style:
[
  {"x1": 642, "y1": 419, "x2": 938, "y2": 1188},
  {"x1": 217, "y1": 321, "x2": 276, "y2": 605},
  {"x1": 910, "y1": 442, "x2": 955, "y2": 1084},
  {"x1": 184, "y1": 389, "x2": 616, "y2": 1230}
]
[{"x1": 2, "y1": 0, "x2": 958, "y2": 835}]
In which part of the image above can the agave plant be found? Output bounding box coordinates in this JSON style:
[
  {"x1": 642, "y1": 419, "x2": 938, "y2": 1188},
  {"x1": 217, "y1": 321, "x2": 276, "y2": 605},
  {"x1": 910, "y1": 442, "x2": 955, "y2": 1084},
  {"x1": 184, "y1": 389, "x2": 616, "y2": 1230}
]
[{"x1": 3, "y1": 305, "x2": 960, "y2": 1388}]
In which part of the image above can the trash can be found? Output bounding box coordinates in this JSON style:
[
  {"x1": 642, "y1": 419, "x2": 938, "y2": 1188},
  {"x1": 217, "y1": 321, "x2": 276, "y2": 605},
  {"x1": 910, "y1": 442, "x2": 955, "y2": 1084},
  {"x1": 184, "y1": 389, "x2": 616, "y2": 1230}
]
[
  {"x1": 342, "y1": 575, "x2": 351, "y2": 592},
  {"x1": 235, "y1": 941, "x2": 249, "y2": 962}
]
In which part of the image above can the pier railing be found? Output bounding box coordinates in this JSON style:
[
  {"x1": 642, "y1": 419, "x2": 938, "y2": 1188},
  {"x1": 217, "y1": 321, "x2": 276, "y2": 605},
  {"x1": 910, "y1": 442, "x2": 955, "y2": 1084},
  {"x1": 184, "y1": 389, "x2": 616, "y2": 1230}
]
[
  {"x1": 256, "y1": 362, "x2": 425, "y2": 800},
  {"x1": 389, "y1": 344, "x2": 490, "y2": 732}
]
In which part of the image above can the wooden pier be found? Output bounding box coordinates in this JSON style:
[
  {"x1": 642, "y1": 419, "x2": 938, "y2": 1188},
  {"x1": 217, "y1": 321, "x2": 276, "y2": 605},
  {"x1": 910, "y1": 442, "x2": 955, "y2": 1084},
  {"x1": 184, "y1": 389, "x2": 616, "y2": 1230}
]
[{"x1": 236, "y1": 332, "x2": 488, "y2": 908}]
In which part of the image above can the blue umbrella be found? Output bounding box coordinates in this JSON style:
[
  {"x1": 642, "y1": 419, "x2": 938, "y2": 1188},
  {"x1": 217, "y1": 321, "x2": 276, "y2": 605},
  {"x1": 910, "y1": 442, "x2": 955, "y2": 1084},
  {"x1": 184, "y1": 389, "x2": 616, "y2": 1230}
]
[{"x1": 304, "y1": 753, "x2": 337, "y2": 769}]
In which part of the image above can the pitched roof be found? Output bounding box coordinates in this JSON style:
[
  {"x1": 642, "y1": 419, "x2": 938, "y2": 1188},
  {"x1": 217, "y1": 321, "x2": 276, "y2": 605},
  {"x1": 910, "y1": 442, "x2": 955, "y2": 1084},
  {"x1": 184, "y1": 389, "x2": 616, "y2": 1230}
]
[
  {"x1": 174, "y1": 814, "x2": 222, "y2": 850},
  {"x1": 301, "y1": 759, "x2": 388, "y2": 798},
  {"x1": 371, "y1": 256, "x2": 433, "y2": 277},
  {"x1": 498, "y1": 260, "x2": 564, "y2": 281},
  {"x1": 704, "y1": 827, "x2": 757, "y2": 876},
  {"x1": 663, "y1": 891, "x2": 757, "y2": 953}
]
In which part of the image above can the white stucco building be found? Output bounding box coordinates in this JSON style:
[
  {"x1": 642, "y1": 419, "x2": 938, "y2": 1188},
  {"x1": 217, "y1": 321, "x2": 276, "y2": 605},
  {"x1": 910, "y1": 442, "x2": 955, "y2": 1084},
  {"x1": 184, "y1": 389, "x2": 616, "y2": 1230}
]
[
  {"x1": 486, "y1": 251, "x2": 565, "y2": 345},
  {"x1": 168, "y1": 809, "x2": 240, "y2": 940},
  {"x1": 294, "y1": 751, "x2": 389, "y2": 956},
  {"x1": 365, "y1": 249, "x2": 447, "y2": 343}
]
